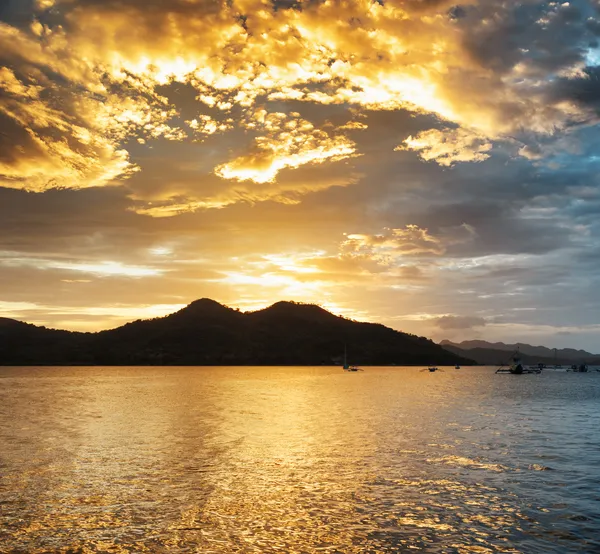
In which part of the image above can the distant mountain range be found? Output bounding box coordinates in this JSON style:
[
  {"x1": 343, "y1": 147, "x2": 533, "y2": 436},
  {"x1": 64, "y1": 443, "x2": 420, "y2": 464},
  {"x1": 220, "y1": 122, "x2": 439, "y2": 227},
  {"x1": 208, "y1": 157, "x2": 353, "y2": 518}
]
[
  {"x1": 440, "y1": 339, "x2": 600, "y2": 366},
  {"x1": 0, "y1": 299, "x2": 473, "y2": 366}
]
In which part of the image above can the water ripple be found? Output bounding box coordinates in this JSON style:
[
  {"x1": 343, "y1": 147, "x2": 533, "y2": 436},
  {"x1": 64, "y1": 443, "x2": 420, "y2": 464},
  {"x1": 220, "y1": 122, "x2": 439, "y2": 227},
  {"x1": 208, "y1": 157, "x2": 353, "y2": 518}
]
[{"x1": 1, "y1": 366, "x2": 599, "y2": 553}]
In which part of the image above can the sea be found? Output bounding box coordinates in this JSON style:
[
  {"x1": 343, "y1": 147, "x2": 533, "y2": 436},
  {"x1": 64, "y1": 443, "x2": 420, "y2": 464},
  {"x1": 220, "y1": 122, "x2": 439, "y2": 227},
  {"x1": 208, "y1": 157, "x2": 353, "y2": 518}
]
[{"x1": 1, "y1": 366, "x2": 599, "y2": 553}]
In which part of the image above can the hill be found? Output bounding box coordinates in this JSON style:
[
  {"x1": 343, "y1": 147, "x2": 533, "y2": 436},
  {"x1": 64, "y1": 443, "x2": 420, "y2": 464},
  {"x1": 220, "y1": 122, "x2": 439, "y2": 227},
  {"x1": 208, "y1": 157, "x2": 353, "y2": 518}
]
[
  {"x1": 440, "y1": 339, "x2": 599, "y2": 366},
  {"x1": 0, "y1": 299, "x2": 473, "y2": 366}
]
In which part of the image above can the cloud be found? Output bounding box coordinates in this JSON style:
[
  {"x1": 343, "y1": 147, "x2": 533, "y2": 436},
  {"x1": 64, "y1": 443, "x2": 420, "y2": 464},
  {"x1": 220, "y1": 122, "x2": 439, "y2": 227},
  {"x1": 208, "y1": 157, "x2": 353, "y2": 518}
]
[
  {"x1": 434, "y1": 315, "x2": 486, "y2": 330},
  {"x1": 2, "y1": 0, "x2": 600, "y2": 351},
  {"x1": 398, "y1": 127, "x2": 493, "y2": 166},
  {"x1": 214, "y1": 111, "x2": 357, "y2": 183},
  {"x1": 0, "y1": 0, "x2": 598, "y2": 208},
  {"x1": 341, "y1": 225, "x2": 445, "y2": 264},
  {"x1": 130, "y1": 162, "x2": 362, "y2": 217},
  {"x1": 0, "y1": 66, "x2": 136, "y2": 191},
  {"x1": 1, "y1": 0, "x2": 597, "y2": 199},
  {"x1": 549, "y1": 65, "x2": 600, "y2": 111},
  {"x1": 396, "y1": 265, "x2": 427, "y2": 281},
  {"x1": 0, "y1": 251, "x2": 164, "y2": 277}
]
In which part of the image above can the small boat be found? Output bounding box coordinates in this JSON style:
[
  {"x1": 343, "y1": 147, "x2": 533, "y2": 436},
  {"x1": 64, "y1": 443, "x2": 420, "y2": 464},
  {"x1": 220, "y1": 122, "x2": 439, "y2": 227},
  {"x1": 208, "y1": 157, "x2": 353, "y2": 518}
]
[
  {"x1": 420, "y1": 366, "x2": 442, "y2": 373},
  {"x1": 568, "y1": 363, "x2": 588, "y2": 373},
  {"x1": 496, "y1": 351, "x2": 541, "y2": 374},
  {"x1": 342, "y1": 344, "x2": 362, "y2": 372},
  {"x1": 455, "y1": 364, "x2": 460, "y2": 369}
]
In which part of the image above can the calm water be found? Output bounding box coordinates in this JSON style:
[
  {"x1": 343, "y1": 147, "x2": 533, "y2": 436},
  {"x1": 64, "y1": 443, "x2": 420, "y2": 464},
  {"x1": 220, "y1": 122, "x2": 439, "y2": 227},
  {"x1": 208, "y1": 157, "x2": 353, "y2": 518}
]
[{"x1": 1, "y1": 366, "x2": 599, "y2": 553}]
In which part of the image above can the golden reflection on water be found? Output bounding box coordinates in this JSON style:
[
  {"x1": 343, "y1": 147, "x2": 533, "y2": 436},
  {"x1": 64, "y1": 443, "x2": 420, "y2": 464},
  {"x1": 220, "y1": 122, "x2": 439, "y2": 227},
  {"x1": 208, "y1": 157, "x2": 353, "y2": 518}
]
[{"x1": 1, "y1": 366, "x2": 599, "y2": 552}]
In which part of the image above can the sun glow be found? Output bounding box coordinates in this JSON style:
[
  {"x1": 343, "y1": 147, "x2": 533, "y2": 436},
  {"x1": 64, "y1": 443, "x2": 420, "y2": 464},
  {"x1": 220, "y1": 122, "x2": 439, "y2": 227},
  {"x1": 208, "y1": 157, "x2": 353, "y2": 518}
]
[
  {"x1": 219, "y1": 271, "x2": 322, "y2": 292},
  {"x1": 0, "y1": 253, "x2": 165, "y2": 278},
  {"x1": 261, "y1": 254, "x2": 322, "y2": 274}
]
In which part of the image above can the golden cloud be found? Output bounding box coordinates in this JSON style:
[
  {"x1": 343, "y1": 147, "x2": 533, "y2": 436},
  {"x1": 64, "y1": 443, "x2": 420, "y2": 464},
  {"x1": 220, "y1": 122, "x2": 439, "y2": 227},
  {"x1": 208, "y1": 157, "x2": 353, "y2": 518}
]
[
  {"x1": 341, "y1": 225, "x2": 445, "y2": 264},
  {"x1": 215, "y1": 111, "x2": 357, "y2": 184},
  {"x1": 132, "y1": 171, "x2": 362, "y2": 217},
  {"x1": 0, "y1": 0, "x2": 593, "y2": 204},
  {"x1": 398, "y1": 127, "x2": 493, "y2": 166},
  {"x1": 0, "y1": 67, "x2": 136, "y2": 191}
]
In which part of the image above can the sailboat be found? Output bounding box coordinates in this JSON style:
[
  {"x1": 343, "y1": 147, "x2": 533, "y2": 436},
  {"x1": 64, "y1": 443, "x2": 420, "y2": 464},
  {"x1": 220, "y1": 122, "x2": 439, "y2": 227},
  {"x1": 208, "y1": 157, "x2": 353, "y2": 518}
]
[
  {"x1": 342, "y1": 344, "x2": 361, "y2": 372},
  {"x1": 553, "y1": 348, "x2": 562, "y2": 369}
]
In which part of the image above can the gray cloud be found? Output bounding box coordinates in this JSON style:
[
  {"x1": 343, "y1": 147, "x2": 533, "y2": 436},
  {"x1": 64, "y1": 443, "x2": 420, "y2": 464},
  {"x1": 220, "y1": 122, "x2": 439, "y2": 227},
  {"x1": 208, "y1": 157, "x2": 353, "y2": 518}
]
[
  {"x1": 435, "y1": 315, "x2": 487, "y2": 330},
  {"x1": 460, "y1": 2, "x2": 589, "y2": 75},
  {"x1": 551, "y1": 66, "x2": 600, "y2": 110}
]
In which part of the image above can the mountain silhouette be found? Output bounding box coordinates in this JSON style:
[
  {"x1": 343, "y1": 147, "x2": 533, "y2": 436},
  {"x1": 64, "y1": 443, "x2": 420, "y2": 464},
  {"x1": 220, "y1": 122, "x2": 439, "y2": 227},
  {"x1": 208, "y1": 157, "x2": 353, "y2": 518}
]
[
  {"x1": 440, "y1": 339, "x2": 599, "y2": 366},
  {"x1": 0, "y1": 300, "x2": 472, "y2": 366}
]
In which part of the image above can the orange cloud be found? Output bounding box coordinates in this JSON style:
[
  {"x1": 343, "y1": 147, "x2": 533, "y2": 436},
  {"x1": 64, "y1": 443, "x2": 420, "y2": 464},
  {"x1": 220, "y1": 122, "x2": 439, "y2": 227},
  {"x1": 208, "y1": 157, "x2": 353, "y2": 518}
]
[
  {"x1": 215, "y1": 112, "x2": 357, "y2": 184},
  {"x1": 341, "y1": 225, "x2": 445, "y2": 264},
  {"x1": 1, "y1": 0, "x2": 593, "y2": 204}
]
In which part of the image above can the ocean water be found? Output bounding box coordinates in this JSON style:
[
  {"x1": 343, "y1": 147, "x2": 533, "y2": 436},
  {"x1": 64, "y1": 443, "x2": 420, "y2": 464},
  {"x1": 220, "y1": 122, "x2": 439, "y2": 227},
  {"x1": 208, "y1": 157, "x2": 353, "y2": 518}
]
[{"x1": 0, "y1": 366, "x2": 599, "y2": 553}]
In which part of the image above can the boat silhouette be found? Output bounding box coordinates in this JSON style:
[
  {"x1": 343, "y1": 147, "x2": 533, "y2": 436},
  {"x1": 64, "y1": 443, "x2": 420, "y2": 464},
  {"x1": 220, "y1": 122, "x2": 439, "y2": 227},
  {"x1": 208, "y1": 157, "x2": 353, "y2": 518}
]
[{"x1": 342, "y1": 343, "x2": 362, "y2": 372}]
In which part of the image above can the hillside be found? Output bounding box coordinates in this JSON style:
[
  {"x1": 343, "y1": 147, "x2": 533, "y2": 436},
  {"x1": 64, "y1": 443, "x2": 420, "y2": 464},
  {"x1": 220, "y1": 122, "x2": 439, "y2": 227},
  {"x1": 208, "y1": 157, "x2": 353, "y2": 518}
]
[
  {"x1": 440, "y1": 339, "x2": 599, "y2": 366},
  {"x1": 0, "y1": 300, "x2": 473, "y2": 366}
]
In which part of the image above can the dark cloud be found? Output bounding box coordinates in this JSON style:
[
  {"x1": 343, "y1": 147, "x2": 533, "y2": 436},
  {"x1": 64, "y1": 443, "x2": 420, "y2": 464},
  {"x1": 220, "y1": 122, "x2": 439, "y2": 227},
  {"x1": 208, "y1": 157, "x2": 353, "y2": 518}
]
[
  {"x1": 0, "y1": 0, "x2": 37, "y2": 25},
  {"x1": 551, "y1": 66, "x2": 600, "y2": 110},
  {"x1": 459, "y1": 2, "x2": 589, "y2": 75},
  {"x1": 0, "y1": 187, "x2": 136, "y2": 253},
  {"x1": 435, "y1": 315, "x2": 486, "y2": 330},
  {"x1": 0, "y1": 113, "x2": 50, "y2": 170}
]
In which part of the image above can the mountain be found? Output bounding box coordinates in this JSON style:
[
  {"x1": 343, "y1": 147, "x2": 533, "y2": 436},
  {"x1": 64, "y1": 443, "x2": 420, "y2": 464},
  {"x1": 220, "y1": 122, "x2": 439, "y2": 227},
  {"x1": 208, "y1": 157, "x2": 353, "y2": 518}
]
[
  {"x1": 440, "y1": 339, "x2": 599, "y2": 366},
  {"x1": 0, "y1": 300, "x2": 473, "y2": 366},
  {"x1": 440, "y1": 339, "x2": 595, "y2": 359}
]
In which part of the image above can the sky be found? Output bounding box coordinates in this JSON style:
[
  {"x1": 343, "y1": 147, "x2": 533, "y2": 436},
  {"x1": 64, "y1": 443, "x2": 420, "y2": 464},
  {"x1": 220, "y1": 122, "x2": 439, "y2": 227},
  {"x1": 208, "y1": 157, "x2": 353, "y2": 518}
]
[{"x1": 1, "y1": 0, "x2": 600, "y2": 350}]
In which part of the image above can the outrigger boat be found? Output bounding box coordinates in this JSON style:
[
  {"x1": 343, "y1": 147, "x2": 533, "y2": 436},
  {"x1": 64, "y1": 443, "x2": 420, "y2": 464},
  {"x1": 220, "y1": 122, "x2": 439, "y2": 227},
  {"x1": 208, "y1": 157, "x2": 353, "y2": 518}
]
[{"x1": 496, "y1": 351, "x2": 542, "y2": 375}]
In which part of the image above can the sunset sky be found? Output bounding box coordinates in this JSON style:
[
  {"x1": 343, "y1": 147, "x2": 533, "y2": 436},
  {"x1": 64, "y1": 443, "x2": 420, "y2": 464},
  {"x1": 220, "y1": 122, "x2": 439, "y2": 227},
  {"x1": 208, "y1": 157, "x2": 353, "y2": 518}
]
[{"x1": 2, "y1": 0, "x2": 600, "y2": 349}]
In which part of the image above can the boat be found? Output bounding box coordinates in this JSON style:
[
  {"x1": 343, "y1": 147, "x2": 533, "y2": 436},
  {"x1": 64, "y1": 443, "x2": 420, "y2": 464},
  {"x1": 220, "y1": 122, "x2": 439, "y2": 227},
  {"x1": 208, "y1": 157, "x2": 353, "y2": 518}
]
[
  {"x1": 342, "y1": 344, "x2": 361, "y2": 372},
  {"x1": 552, "y1": 349, "x2": 562, "y2": 369},
  {"x1": 455, "y1": 364, "x2": 460, "y2": 369},
  {"x1": 496, "y1": 351, "x2": 542, "y2": 374},
  {"x1": 420, "y1": 366, "x2": 442, "y2": 373},
  {"x1": 568, "y1": 363, "x2": 588, "y2": 373}
]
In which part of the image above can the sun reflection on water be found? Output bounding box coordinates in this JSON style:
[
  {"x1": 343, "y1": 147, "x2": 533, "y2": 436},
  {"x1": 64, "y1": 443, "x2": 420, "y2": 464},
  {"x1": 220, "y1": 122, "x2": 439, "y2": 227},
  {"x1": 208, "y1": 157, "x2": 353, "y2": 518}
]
[{"x1": 0, "y1": 366, "x2": 599, "y2": 552}]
